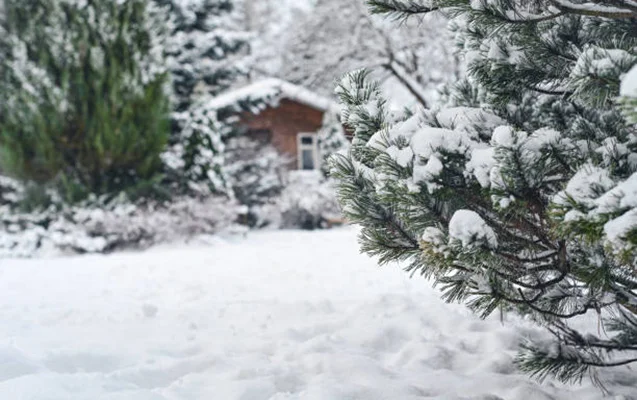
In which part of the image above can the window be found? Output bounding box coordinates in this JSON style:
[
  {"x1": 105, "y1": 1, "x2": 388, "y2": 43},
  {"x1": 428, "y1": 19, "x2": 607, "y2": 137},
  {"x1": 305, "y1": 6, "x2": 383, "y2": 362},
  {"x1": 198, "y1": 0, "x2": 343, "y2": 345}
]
[{"x1": 297, "y1": 133, "x2": 319, "y2": 170}]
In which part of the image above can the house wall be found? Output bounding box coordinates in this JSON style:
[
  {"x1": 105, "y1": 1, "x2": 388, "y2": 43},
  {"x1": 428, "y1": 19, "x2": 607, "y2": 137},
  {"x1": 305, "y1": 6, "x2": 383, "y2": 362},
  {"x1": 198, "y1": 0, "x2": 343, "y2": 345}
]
[{"x1": 238, "y1": 99, "x2": 325, "y2": 169}]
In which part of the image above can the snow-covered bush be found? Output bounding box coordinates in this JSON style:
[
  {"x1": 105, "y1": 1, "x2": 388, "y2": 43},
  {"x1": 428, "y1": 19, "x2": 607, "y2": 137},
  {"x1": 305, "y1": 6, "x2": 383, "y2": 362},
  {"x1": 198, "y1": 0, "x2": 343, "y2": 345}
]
[
  {"x1": 224, "y1": 135, "x2": 288, "y2": 226},
  {"x1": 278, "y1": 172, "x2": 342, "y2": 230},
  {"x1": 332, "y1": 0, "x2": 637, "y2": 386},
  {"x1": 0, "y1": 176, "x2": 23, "y2": 207},
  {"x1": 0, "y1": 194, "x2": 241, "y2": 258},
  {"x1": 253, "y1": 171, "x2": 342, "y2": 230}
]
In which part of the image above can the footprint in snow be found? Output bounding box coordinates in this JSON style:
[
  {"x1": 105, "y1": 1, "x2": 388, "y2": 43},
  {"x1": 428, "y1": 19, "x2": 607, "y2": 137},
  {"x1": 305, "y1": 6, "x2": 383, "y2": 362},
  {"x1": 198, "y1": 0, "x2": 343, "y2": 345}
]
[{"x1": 142, "y1": 304, "x2": 159, "y2": 319}]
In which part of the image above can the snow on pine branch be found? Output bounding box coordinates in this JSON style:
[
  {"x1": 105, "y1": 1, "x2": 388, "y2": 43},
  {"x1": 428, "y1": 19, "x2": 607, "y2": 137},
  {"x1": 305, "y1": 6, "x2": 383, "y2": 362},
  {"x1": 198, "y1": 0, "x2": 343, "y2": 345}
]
[
  {"x1": 448, "y1": 209, "x2": 498, "y2": 249},
  {"x1": 551, "y1": 0, "x2": 637, "y2": 18},
  {"x1": 621, "y1": 64, "x2": 637, "y2": 97},
  {"x1": 366, "y1": 0, "x2": 438, "y2": 18}
]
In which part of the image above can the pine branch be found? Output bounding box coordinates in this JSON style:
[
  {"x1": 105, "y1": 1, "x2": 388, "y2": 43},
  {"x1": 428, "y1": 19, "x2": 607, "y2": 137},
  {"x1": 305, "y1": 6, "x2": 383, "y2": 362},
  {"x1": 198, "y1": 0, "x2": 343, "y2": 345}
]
[
  {"x1": 505, "y1": 269, "x2": 568, "y2": 291},
  {"x1": 602, "y1": 0, "x2": 637, "y2": 12},
  {"x1": 525, "y1": 85, "x2": 573, "y2": 97},
  {"x1": 366, "y1": 0, "x2": 439, "y2": 19},
  {"x1": 497, "y1": 12, "x2": 565, "y2": 24},
  {"x1": 551, "y1": 0, "x2": 637, "y2": 18},
  {"x1": 517, "y1": 288, "x2": 605, "y2": 319},
  {"x1": 475, "y1": 3, "x2": 566, "y2": 24}
]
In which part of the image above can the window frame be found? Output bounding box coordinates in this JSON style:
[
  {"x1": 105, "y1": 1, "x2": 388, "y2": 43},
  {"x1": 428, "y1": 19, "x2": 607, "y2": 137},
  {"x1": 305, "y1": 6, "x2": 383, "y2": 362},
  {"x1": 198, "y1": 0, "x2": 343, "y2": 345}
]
[{"x1": 297, "y1": 132, "x2": 319, "y2": 170}]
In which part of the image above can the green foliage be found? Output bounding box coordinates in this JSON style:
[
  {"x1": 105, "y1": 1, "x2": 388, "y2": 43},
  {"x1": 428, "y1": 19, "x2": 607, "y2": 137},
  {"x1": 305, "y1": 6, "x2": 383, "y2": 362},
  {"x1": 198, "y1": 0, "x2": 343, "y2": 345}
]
[
  {"x1": 0, "y1": 0, "x2": 171, "y2": 200},
  {"x1": 333, "y1": 0, "x2": 637, "y2": 386}
]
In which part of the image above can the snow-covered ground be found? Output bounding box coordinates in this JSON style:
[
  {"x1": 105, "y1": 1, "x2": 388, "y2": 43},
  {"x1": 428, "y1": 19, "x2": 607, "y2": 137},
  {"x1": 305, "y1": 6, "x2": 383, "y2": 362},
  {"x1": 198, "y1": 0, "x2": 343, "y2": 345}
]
[{"x1": 0, "y1": 228, "x2": 634, "y2": 399}]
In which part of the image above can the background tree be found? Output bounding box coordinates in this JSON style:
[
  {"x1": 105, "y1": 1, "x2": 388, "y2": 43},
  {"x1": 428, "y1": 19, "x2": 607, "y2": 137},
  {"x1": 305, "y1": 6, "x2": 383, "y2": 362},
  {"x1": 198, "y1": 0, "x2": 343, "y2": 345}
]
[
  {"x1": 0, "y1": 0, "x2": 171, "y2": 201},
  {"x1": 274, "y1": 0, "x2": 458, "y2": 107},
  {"x1": 243, "y1": 0, "x2": 313, "y2": 77},
  {"x1": 155, "y1": 0, "x2": 250, "y2": 111},
  {"x1": 331, "y1": 0, "x2": 637, "y2": 386},
  {"x1": 156, "y1": 0, "x2": 250, "y2": 195}
]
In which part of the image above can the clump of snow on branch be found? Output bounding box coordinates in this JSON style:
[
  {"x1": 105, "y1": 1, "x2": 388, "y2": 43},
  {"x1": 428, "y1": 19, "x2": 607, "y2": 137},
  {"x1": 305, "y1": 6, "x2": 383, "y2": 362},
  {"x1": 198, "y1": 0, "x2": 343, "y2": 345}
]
[
  {"x1": 621, "y1": 64, "x2": 637, "y2": 97},
  {"x1": 448, "y1": 210, "x2": 498, "y2": 249},
  {"x1": 253, "y1": 171, "x2": 342, "y2": 230}
]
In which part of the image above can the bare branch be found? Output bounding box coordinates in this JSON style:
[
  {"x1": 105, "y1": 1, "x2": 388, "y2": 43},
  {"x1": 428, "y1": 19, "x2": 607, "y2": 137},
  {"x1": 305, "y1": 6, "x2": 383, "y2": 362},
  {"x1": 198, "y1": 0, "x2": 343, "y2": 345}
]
[{"x1": 383, "y1": 61, "x2": 430, "y2": 109}]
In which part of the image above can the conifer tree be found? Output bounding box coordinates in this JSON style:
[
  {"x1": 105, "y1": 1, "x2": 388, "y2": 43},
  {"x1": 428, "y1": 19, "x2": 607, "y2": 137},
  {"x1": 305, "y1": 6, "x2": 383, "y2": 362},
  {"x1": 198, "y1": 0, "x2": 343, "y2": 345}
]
[
  {"x1": 156, "y1": 0, "x2": 249, "y2": 111},
  {"x1": 156, "y1": 0, "x2": 249, "y2": 194},
  {"x1": 331, "y1": 0, "x2": 637, "y2": 385},
  {"x1": 0, "y1": 0, "x2": 171, "y2": 200}
]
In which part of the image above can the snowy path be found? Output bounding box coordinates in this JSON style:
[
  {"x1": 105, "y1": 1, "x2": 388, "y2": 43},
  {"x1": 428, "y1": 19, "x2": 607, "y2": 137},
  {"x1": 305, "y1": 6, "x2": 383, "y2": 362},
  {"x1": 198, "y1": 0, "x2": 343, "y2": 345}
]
[{"x1": 0, "y1": 228, "x2": 634, "y2": 399}]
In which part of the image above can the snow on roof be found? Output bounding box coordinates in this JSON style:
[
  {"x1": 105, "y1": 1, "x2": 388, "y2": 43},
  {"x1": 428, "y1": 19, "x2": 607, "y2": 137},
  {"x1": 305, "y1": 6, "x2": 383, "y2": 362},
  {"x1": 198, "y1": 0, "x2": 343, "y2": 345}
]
[{"x1": 205, "y1": 78, "x2": 337, "y2": 113}]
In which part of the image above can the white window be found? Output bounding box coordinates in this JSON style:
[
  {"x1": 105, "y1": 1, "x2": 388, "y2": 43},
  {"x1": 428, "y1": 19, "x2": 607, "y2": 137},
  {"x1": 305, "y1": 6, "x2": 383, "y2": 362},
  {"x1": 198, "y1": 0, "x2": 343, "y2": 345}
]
[{"x1": 297, "y1": 133, "x2": 319, "y2": 170}]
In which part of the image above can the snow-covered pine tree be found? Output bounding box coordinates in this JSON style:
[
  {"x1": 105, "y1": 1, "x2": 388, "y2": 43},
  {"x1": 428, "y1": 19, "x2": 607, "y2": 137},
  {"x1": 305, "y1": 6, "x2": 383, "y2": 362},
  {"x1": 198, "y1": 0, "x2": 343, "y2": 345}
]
[
  {"x1": 331, "y1": 0, "x2": 637, "y2": 386},
  {"x1": 156, "y1": 0, "x2": 250, "y2": 195},
  {"x1": 156, "y1": 0, "x2": 248, "y2": 110},
  {"x1": 0, "y1": 0, "x2": 171, "y2": 200}
]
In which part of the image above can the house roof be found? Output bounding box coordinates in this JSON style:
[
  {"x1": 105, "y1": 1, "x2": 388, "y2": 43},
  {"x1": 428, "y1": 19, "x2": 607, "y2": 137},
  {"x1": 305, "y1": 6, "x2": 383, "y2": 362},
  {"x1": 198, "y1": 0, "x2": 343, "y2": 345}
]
[{"x1": 205, "y1": 78, "x2": 338, "y2": 114}]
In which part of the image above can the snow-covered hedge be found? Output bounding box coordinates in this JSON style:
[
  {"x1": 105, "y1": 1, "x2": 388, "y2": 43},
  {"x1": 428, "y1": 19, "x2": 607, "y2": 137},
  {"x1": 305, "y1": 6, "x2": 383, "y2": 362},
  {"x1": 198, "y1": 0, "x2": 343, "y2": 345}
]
[
  {"x1": 253, "y1": 171, "x2": 342, "y2": 230},
  {"x1": 0, "y1": 190, "x2": 241, "y2": 258},
  {"x1": 225, "y1": 135, "x2": 288, "y2": 216},
  {"x1": 0, "y1": 168, "x2": 344, "y2": 258}
]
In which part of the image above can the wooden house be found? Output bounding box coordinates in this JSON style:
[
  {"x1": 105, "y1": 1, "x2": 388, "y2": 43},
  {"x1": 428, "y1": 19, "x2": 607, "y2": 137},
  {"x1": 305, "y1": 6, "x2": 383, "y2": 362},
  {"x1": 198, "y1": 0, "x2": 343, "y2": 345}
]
[{"x1": 207, "y1": 78, "x2": 339, "y2": 171}]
